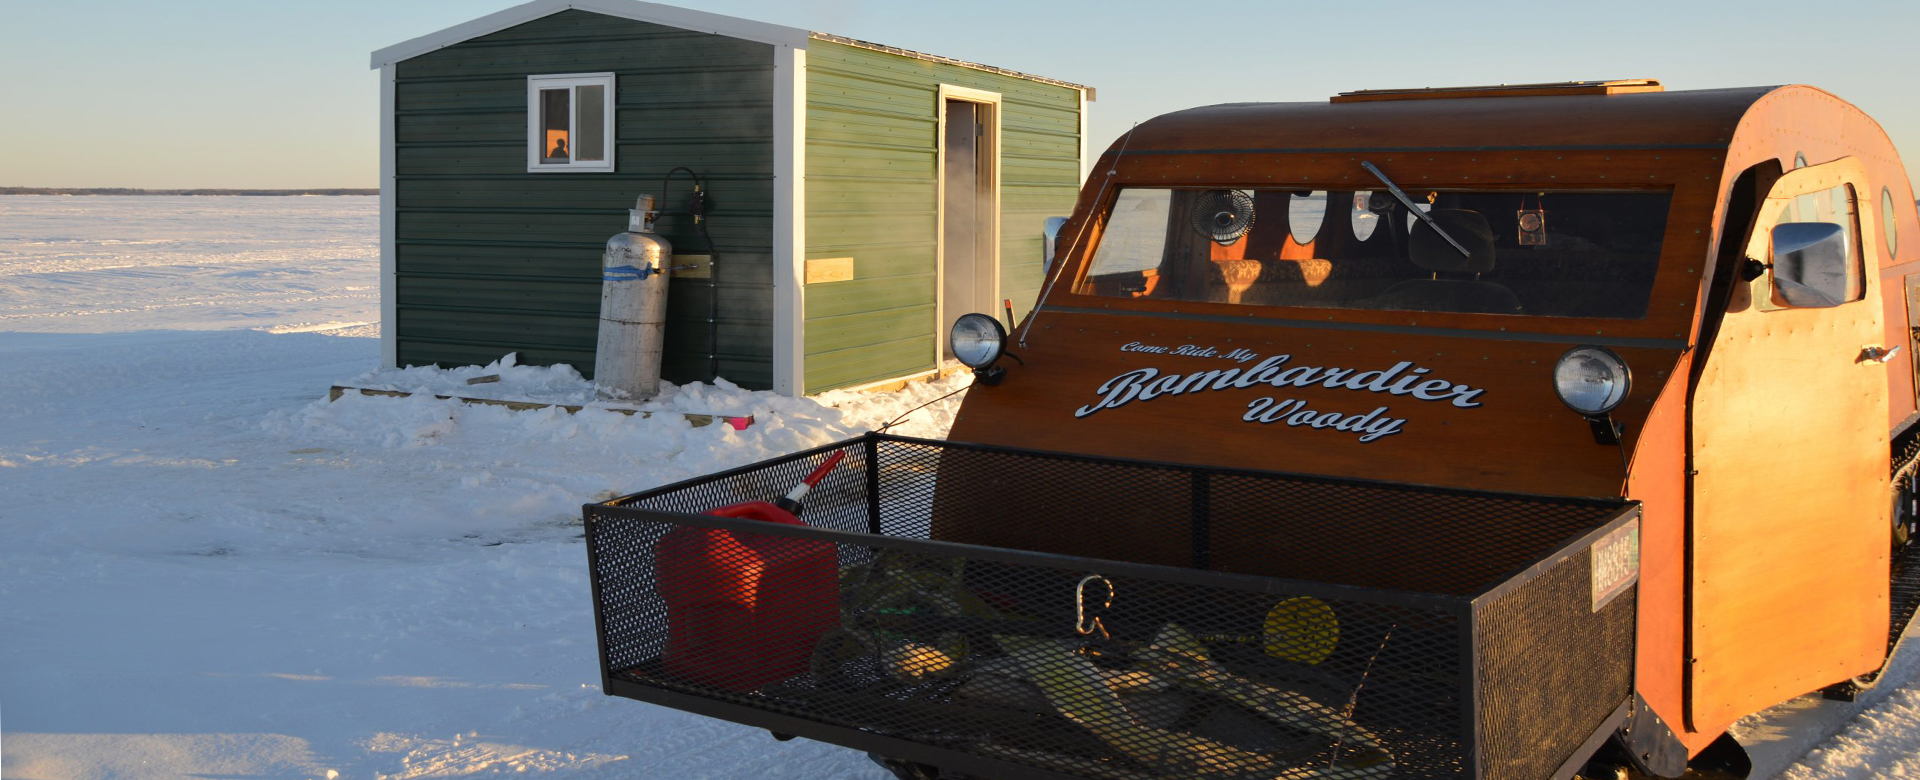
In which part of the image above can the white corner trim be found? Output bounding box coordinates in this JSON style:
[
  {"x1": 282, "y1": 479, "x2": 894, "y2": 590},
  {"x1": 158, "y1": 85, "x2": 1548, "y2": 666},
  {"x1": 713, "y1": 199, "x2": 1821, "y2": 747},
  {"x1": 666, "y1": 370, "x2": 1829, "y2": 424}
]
[
  {"x1": 370, "y1": 0, "x2": 810, "y2": 68},
  {"x1": 772, "y1": 45, "x2": 807, "y2": 396},
  {"x1": 380, "y1": 63, "x2": 398, "y2": 369},
  {"x1": 933, "y1": 84, "x2": 1004, "y2": 371}
]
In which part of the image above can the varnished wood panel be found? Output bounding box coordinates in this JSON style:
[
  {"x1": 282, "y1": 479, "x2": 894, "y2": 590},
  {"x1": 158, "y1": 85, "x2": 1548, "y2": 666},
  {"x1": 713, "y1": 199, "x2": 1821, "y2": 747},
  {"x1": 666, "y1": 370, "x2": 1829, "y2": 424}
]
[{"x1": 951, "y1": 309, "x2": 1683, "y2": 497}]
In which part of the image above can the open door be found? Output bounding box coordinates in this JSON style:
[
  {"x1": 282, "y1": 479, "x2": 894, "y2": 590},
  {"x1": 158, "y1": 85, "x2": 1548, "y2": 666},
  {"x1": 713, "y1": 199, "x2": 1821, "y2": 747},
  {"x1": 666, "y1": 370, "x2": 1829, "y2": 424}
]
[
  {"x1": 940, "y1": 92, "x2": 998, "y2": 359},
  {"x1": 1687, "y1": 157, "x2": 1892, "y2": 733}
]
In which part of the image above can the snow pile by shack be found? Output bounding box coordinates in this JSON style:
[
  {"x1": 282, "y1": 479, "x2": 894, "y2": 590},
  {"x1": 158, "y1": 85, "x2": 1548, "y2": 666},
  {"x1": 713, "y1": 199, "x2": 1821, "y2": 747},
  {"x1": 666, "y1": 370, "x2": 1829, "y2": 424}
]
[{"x1": 2, "y1": 340, "x2": 967, "y2": 780}]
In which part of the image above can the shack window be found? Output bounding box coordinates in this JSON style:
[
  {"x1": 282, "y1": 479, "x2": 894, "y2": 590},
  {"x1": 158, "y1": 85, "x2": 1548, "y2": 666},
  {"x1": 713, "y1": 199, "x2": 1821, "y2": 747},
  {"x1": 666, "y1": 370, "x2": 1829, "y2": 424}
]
[
  {"x1": 1773, "y1": 183, "x2": 1863, "y2": 301},
  {"x1": 527, "y1": 73, "x2": 614, "y2": 172},
  {"x1": 1078, "y1": 188, "x2": 1672, "y2": 319}
]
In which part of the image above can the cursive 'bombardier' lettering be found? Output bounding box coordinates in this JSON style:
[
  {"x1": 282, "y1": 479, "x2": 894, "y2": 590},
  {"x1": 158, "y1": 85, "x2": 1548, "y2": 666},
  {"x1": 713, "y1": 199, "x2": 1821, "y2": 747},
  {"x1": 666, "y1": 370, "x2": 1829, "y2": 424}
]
[{"x1": 1073, "y1": 355, "x2": 1486, "y2": 419}]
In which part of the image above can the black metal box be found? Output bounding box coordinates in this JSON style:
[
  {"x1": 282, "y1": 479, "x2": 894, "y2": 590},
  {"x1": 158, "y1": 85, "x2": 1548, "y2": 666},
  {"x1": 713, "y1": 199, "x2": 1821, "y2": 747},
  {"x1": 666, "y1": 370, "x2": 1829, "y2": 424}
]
[{"x1": 586, "y1": 434, "x2": 1639, "y2": 780}]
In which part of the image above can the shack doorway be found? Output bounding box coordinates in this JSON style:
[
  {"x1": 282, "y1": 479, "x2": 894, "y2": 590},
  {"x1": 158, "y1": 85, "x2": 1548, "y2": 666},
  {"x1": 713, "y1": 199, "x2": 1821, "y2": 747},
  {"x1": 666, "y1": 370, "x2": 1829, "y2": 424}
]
[{"x1": 940, "y1": 91, "x2": 1000, "y2": 359}]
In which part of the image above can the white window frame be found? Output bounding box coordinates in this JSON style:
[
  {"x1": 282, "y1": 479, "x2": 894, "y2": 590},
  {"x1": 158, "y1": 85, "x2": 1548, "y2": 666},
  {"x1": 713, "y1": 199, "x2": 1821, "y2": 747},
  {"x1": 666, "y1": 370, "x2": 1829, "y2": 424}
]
[{"x1": 526, "y1": 72, "x2": 615, "y2": 172}]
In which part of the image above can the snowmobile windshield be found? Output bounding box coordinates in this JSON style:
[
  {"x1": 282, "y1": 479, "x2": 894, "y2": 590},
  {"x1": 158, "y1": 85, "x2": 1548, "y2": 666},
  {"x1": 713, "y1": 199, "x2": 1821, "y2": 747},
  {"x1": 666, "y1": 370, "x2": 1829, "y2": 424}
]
[{"x1": 1075, "y1": 187, "x2": 1672, "y2": 319}]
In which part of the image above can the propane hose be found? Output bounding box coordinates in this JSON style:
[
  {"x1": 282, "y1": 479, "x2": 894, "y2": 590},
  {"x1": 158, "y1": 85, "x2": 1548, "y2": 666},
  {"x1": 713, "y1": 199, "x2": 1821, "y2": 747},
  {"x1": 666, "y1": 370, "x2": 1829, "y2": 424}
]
[{"x1": 661, "y1": 166, "x2": 722, "y2": 383}]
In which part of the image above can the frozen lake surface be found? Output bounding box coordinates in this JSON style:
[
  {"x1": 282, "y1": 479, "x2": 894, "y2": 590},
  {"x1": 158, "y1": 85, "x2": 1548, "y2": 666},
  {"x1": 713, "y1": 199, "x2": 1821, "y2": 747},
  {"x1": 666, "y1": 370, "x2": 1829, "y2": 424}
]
[
  {"x1": 0, "y1": 195, "x2": 1912, "y2": 780},
  {"x1": 0, "y1": 195, "x2": 381, "y2": 335}
]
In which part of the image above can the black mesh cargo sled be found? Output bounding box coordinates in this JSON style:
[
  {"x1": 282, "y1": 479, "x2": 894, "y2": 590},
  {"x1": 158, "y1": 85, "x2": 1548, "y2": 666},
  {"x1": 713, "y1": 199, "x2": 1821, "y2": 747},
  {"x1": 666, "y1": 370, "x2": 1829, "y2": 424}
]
[{"x1": 585, "y1": 433, "x2": 1641, "y2": 780}]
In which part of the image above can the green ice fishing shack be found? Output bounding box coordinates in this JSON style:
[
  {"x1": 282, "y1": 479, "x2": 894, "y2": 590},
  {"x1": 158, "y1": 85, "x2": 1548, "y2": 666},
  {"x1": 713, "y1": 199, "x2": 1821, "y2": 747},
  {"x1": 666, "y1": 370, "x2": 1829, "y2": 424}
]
[{"x1": 369, "y1": 0, "x2": 1093, "y2": 395}]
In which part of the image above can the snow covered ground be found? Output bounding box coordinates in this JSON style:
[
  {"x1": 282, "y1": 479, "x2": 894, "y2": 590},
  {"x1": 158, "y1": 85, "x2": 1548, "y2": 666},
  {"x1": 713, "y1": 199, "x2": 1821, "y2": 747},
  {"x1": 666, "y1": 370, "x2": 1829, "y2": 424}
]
[
  {"x1": 0, "y1": 194, "x2": 1913, "y2": 780},
  {"x1": 0, "y1": 196, "x2": 962, "y2": 780}
]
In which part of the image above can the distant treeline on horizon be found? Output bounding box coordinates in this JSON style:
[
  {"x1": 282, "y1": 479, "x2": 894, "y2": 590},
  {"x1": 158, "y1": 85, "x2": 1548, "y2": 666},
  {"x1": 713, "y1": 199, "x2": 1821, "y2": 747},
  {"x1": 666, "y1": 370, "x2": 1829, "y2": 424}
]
[{"x1": 1, "y1": 187, "x2": 377, "y2": 196}]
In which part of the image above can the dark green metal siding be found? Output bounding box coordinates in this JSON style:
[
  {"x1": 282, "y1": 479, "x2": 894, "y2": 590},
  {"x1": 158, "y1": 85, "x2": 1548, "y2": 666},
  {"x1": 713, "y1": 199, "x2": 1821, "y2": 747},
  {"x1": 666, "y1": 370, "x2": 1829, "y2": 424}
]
[
  {"x1": 803, "y1": 40, "x2": 1082, "y2": 393},
  {"x1": 393, "y1": 9, "x2": 776, "y2": 388}
]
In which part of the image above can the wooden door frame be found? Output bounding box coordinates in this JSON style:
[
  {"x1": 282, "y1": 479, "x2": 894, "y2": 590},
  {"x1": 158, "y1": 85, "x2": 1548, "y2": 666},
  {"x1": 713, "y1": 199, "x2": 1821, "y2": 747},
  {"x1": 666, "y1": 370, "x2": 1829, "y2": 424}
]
[{"x1": 934, "y1": 84, "x2": 1003, "y2": 367}]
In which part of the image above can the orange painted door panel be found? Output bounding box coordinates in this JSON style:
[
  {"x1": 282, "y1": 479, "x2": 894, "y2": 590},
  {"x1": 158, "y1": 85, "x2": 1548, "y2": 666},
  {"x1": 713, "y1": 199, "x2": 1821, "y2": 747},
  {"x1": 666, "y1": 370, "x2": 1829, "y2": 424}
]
[{"x1": 1686, "y1": 159, "x2": 1891, "y2": 732}]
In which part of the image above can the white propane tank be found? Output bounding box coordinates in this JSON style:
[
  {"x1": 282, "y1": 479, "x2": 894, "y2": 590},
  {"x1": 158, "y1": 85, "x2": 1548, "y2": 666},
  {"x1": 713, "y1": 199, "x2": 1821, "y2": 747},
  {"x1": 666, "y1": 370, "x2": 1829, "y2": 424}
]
[{"x1": 593, "y1": 194, "x2": 673, "y2": 401}]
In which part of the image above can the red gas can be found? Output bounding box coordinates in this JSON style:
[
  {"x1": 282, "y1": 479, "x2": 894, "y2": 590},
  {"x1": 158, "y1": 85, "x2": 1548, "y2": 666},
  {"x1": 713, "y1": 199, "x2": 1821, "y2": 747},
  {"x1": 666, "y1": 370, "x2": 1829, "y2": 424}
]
[{"x1": 656, "y1": 500, "x2": 840, "y2": 692}]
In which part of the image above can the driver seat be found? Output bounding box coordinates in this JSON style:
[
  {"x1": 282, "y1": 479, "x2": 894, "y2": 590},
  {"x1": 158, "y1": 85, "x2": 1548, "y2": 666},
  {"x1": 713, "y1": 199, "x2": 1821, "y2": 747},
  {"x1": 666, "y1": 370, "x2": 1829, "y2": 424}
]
[{"x1": 1368, "y1": 210, "x2": 1522, "y2": 315}]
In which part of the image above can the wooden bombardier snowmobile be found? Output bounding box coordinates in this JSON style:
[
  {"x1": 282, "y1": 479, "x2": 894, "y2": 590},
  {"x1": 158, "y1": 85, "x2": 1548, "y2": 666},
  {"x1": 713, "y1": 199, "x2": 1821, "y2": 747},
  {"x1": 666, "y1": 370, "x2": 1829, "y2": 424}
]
[{"x1": 585, "y1": 81, "x2": 1920, "y2": 780}]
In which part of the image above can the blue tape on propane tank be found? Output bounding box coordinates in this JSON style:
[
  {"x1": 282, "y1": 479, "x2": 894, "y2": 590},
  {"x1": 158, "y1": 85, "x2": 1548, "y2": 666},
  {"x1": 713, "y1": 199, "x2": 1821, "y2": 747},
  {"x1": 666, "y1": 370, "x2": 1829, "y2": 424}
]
[{"x1": 602, "y1": 265, "x2": 658, "y2": 281}]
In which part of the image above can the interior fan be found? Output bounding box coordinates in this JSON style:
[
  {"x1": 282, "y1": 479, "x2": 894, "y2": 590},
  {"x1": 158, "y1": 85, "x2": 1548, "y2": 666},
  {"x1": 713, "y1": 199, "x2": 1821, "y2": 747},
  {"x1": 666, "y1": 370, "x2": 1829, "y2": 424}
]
[{"x1": 1191, "y1": 190, "x2": 1256, "y2": 246}]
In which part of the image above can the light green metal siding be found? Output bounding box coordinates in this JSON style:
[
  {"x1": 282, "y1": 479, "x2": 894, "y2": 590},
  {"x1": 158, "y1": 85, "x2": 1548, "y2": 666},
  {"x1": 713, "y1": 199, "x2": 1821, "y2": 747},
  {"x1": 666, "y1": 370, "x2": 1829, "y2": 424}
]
[
  {"x1": 802, "y1": 40, "x2": 1082, "y2": 393},
  {"x1": 393, "y1": 10, "x2": 776, "y2": 388}
]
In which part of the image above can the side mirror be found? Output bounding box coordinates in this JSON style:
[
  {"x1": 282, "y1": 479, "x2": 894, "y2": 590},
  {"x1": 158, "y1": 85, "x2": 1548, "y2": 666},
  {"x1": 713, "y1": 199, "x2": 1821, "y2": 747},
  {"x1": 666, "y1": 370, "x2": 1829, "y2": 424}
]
[
  {"x1": 1042, "y1": 216, "x2": 1070, "y2": 274},
  {"x1": 1769, "y1": 222, "x2": 1850, "y2": 308}
]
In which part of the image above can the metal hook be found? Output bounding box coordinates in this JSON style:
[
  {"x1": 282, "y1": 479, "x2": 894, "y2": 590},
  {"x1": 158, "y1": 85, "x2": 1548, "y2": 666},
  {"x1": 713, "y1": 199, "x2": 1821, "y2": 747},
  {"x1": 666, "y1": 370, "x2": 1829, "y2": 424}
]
[{"x1": 1074, "y1": 575, "x2": 1114, "y2": 640}]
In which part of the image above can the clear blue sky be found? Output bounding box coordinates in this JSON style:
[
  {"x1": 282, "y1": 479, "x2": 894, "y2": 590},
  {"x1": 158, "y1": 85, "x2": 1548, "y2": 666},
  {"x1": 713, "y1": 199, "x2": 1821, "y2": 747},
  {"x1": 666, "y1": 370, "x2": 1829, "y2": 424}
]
[{"x1": 3, "y1": 0, "x2": 1916, "y2": 189}]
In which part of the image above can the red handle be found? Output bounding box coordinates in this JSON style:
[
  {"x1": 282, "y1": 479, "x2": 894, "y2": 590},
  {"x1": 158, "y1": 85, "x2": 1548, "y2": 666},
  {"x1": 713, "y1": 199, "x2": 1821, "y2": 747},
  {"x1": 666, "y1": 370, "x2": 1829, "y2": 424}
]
[{"x1": 801, "y1": 450, "x2": 847, "y2": 488}]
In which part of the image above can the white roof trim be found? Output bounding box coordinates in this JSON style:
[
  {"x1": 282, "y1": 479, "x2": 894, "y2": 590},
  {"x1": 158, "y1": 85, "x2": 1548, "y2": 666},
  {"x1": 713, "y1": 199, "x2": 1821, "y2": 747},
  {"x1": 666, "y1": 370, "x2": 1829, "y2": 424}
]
[
  {"x1": 369, "y1": 0, "x2": 810, "y2": 69},
  {"x1": 366, "y1": 0, "x2": 1094, "y2": 95}
]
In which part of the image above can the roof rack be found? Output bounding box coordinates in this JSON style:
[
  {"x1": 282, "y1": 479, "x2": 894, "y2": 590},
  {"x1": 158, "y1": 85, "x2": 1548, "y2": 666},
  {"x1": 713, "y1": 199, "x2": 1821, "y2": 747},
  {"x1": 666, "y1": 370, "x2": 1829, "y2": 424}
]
[{"x1": 1331, "y1": 79, "x2": 1663, "y2": 103}]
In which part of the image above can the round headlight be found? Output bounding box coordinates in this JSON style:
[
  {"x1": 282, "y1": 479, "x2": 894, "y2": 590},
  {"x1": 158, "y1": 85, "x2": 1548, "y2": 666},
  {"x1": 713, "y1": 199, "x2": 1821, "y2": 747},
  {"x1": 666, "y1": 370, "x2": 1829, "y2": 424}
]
[
  {"x1": 1553, "y1": 346, "x2": 1631, "y2": 415},
  {"x1": 949, "y1": 313, "x2": 1006, "y2": 369}
]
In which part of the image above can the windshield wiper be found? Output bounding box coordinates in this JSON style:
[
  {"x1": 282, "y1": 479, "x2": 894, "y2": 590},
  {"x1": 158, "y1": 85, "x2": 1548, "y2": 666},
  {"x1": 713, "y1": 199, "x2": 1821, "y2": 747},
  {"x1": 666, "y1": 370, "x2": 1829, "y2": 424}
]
[{"x1": 1361, "y1": 160, "x2": 1472, "y2": 259}]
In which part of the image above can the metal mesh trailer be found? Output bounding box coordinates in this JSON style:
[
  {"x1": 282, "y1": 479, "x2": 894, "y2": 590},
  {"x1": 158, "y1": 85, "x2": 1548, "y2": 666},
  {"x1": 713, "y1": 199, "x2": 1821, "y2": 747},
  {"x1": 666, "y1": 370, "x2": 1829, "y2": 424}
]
[{"x1": 586, "y1": 433, "x2": 1640, "y2": 780}]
